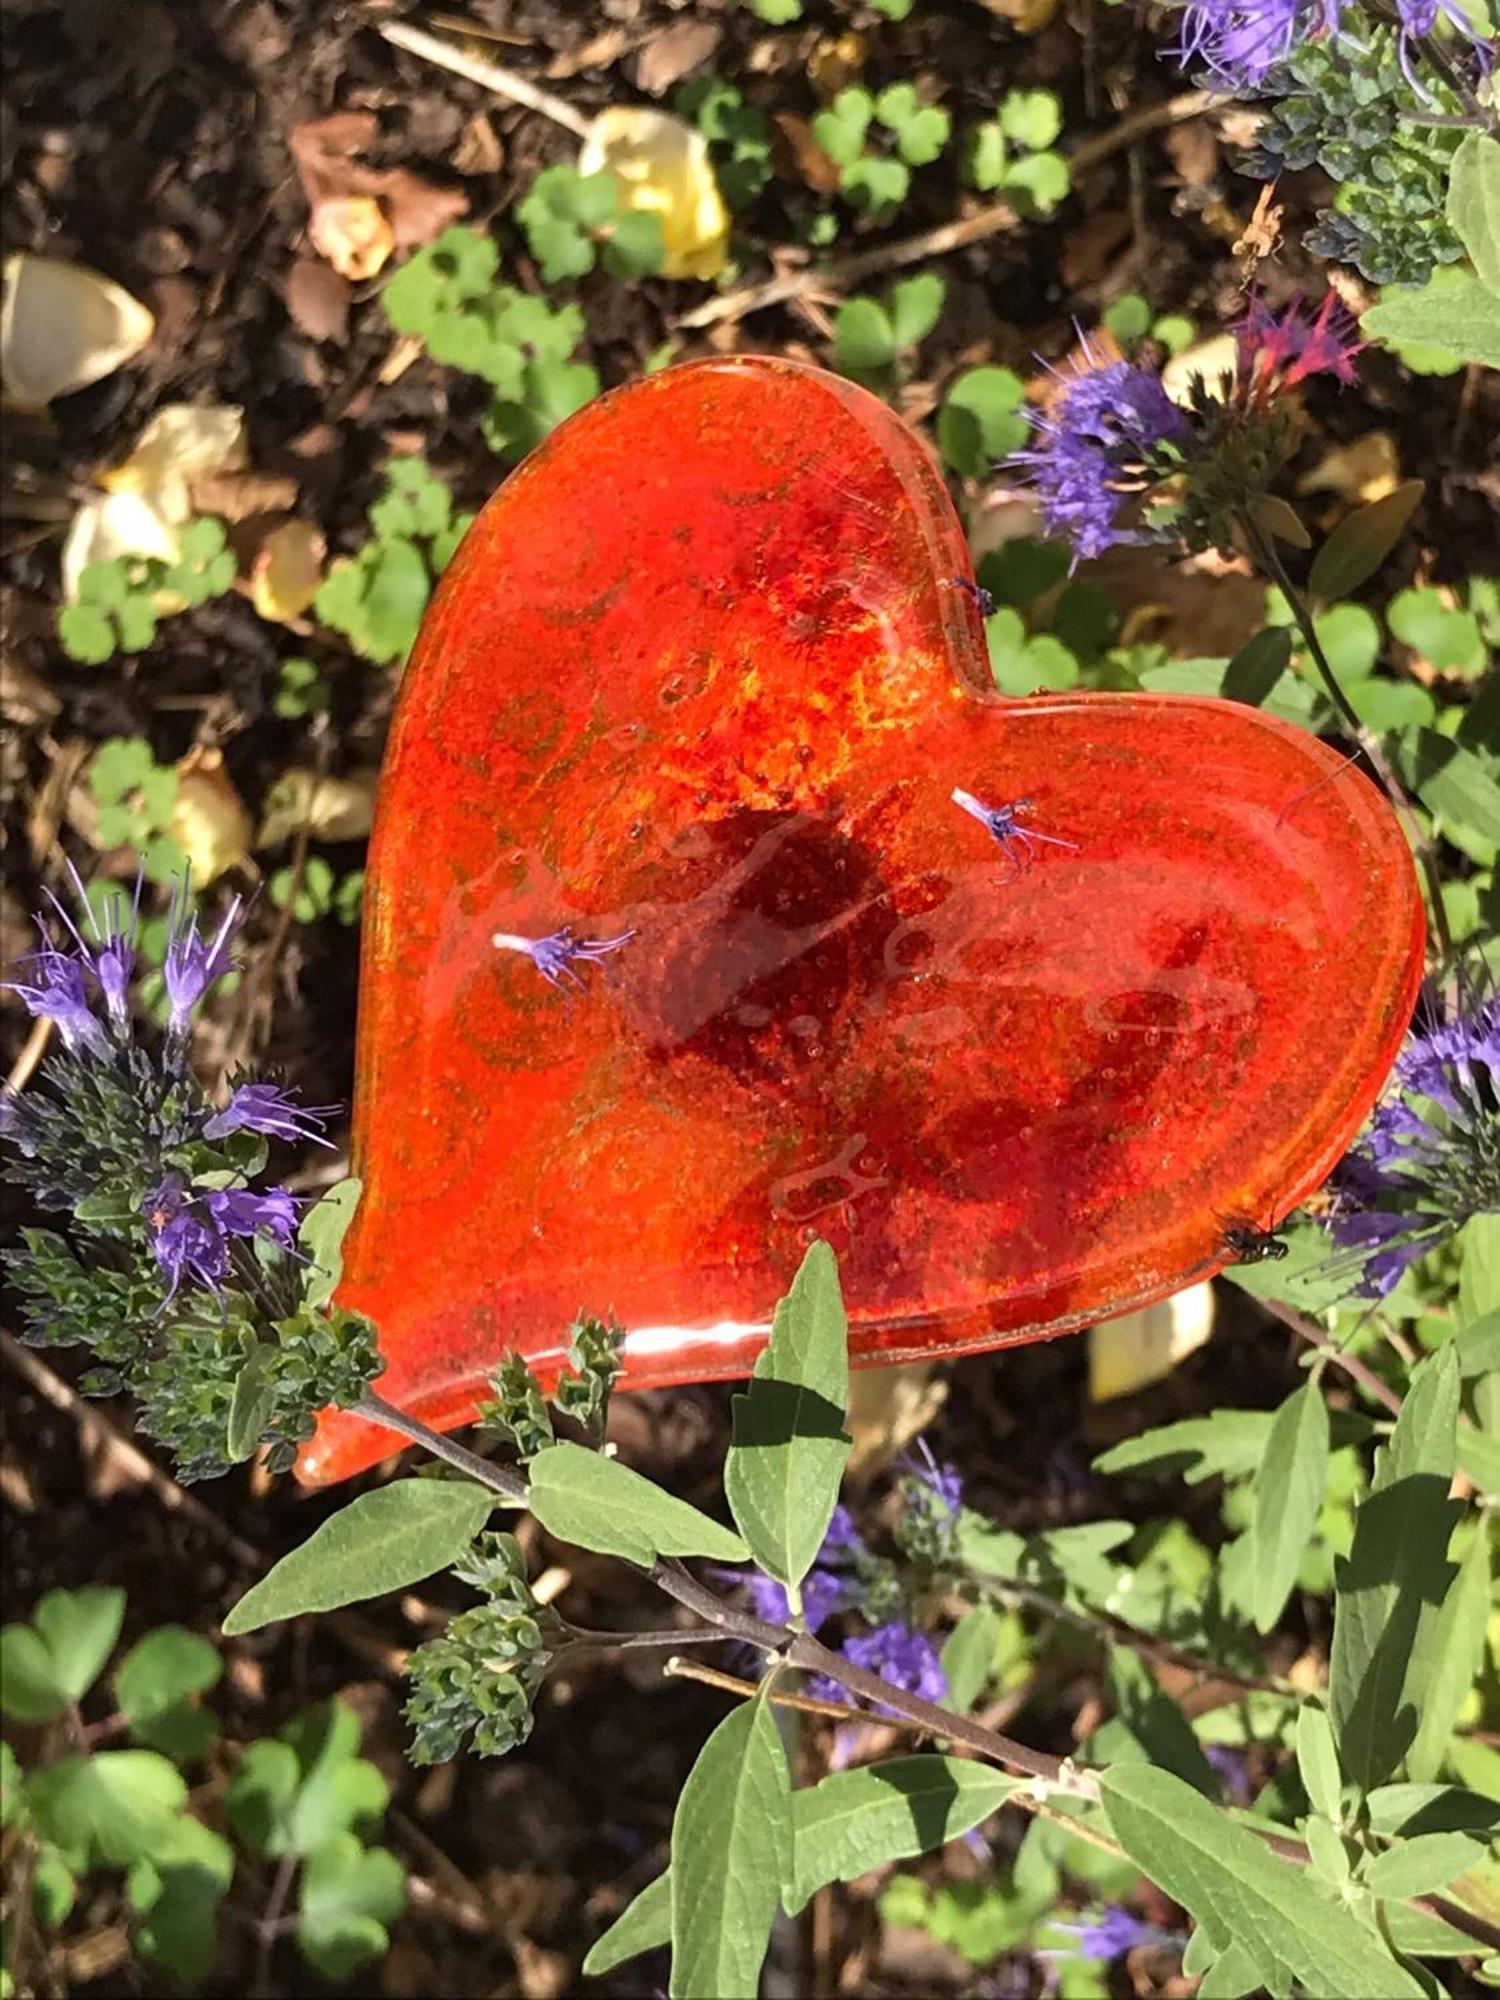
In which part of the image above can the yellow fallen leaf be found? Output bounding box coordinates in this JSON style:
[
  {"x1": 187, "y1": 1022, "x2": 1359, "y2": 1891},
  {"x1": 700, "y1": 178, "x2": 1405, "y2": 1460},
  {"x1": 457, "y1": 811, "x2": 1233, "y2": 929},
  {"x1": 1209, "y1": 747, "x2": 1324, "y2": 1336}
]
[
  {"x1": 250, "y1": 520, "x2": 325, "y2": 623},
  {"x1": 1, "y1": 253, "x2": 154, "y2": 411},
  {"x1": 309, "y1": 194, "x2": 395, "y2": 281},
  {"x1": 845, "y1": 1364, "x2": 947, "y2": 1482},
  {"x1": 578, "y1": 107, "x2": 729, "y2": 281},
  {"x1": 258, "y1": 766, "x2": 377, "y2": 848},
  {"x1": 1163, "y1": 332, "x2": 1239, "y2": 407},
  {"x1": 975, "y1": 0, "x2": 1058, "y2": 31},
  {"x1": 1088, "y1": 1282, "x2": 1216, "y2": 1403},
  {"x1": 61, "y1": 490, "x2": 182, "y2": 602},
  {"x1": 1297, "y1": 430, "x2": 1400, "y2": 505},
  {"x1": 170, "y1": 748, "x2": 252, "y2": 887},
  {"x1": 100, "y1": 403, "x2": 247, "y2": 512}
]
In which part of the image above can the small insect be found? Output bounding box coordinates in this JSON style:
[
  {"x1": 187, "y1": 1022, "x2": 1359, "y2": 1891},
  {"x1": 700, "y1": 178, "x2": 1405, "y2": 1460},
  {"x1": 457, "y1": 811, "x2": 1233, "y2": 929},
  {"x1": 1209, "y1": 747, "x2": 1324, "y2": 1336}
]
[
  {"x1": 491, "y1": 924, "x2": 636, "y2": 993},
  {"x1": 951, "y1": 787, "x2": 1079, "y2": 869},
  {"x1": 1220, "y1": 1216, "x2": 1289, "y2": 1264},
  {"x1": 945, "y1": 575, "x2": 996, "y2": 619}
]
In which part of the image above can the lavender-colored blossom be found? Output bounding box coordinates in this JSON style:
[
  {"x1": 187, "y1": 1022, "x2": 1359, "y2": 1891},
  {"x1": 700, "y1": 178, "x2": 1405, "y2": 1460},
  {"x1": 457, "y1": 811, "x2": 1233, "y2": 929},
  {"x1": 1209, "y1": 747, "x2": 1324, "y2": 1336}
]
[
  {"x1": 5, "y1": 946, "x2": 112, "y2": 1060},
  {"x1": 1010, "y1": 349, "x2": 1190, "y2": 565},
  {"x1": 1051, "y1": 1907, "x2": 1179, "y2": 1959},
  {"x1": 204, "y1": 1082, "x2": 334, "y2": 1147},
  {"x1": 899, "y1": 1436, "x2": 964, "y2": 1518},
  {"x1": 163, "y1": 887, "x2": 242, "y2": 1037},
  {"x1": 491, "y1": 924, "x2": 636, "y2": 993},
  {"x1": 41, "y1": 861, "x2": 140, "y2": 1030},
  {"x1": 144, "y1": 1171, "x2": 298, "y2": 1299},
  {"x1": 1177, "y1": 0, "x2": 1328, "y2": 87},
  {"x1": 839, "y1": 1622, "x2": 949, "y2": 1713},
  {"x1": 821, "y1": 1503, "x2": 864, "y2": 1557},
  {"x1": 1329, "y1": 986, "x2": 1499, "y2": 1298},
  {"x1": 1205, "y1": 1742, "x2": 1253, "y2": 1804}
]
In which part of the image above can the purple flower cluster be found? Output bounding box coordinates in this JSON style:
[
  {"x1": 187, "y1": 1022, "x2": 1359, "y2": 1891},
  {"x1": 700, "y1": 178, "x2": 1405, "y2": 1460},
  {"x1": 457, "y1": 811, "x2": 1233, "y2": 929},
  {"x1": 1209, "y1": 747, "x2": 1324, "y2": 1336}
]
[
  {"x1": 1049, "y1": 1907, "x2": 1180, "y2": 1960},
  {"x1": 1011, "y1": 345, "x2": 1191, "y2": 564},
  {"x1": 839, "y1": 1622, "x2": 949, "y2": 1714},
  {"x1": 1175, "y1": 0, "x2": 1489, "y2": 89},
  {"x1": 145, "y1": 1171, "x2": 299, "y2": 1298},
  {"x1": 1329, "y1": 986, "x2": 1499, "y2": 1298}
]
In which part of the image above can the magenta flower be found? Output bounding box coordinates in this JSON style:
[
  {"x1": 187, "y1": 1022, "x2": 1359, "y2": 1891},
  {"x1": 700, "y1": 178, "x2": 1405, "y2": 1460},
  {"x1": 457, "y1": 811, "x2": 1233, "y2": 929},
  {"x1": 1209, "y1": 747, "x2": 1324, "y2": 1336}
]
[{"x1": 1234, "y1": 293, "x2": 1363, "y2": 401}]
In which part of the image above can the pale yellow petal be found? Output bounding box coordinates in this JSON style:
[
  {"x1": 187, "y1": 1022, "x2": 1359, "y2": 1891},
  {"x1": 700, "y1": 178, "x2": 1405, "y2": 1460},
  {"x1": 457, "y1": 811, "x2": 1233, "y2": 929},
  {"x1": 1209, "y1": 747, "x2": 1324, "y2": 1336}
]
[
  {"x1": 1, "y1": 253, "x2": 154, "y2": 411},
  {"x1": 250, "y1": 520, "x2": 325, "y2": 624},
  {"x1": 100, "y1": 403, "x2": 247, "y2": 496},
  {"x1": 309, "y1": 194, "x2": 395, "y2": 281},
  {"x1": 578, "y1": 107, "x2": 729, "y2": 282},
  {"x1": 61, "y1": 491, "x2": 181, "y2": 603},
  {"x1": 170, "y1": 748, "x2": 252, "y2": 887},
  {"x1": 257, "y1": 766, "x2": 376, "y2": 848},
  {"x1": 1088, "y1": 1283, "x2": 1216, "y2": 1403}
]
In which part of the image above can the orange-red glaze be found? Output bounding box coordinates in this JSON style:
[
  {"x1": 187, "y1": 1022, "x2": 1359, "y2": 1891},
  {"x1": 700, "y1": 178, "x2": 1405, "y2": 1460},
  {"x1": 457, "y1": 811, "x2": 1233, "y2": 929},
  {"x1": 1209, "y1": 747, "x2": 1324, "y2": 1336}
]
[{"x1": 299, "y1": 356, "x2": 1424, "y2": 1485}]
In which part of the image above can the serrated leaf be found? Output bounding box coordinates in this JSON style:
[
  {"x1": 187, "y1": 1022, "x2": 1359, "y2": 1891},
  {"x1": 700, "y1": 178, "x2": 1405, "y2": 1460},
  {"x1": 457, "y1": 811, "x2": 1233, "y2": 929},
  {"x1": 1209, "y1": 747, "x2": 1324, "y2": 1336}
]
[
  {"x1": 299, "y1": 1177, "x2": 362, "y2": 1309},
  {"x1": 1447, "y1": 133, "x2": 1500, "y2": 296},
  {"x1": 531, "y1": 1441, "x2": 747, "y2": 1567},
  {"x1": 224, "y1": 1480, "x2": 494, "y2": 1634},
  {"x1": 583, "y1": 1872, "x2": 672, "y2": 1976},
  {"x1": 1307, "y1": 481, "x2": 1425, "y2": 600},
  {"x1": 1093, "y1": 1409, "x2": 1275, "y2": 1485},
  {"x1": 787, "y1": 1756, "x2": 1021, "y2": 1913},
  {"x1": 1407, "y1": 1526, "x2": 1493, "y2": 1782},
  {"x1": 1295, "y1": 1704, "x2": 1343, "y2": 1823},
  {"x1": 1249, "y1": 1384, "x2": 1330, "y2": 1632},
  {"x1": 724, "y1": 1240, "x2": 850, "y2": 1595},
  {"x1": 1329, "y1": 1345, "x2": 1462, "y2": 1790},
  {"x1": 669, "y1": 1688, "x2": 790, "y2": 2000},
  {"x1": 1100, "y1": 1765, "x2": 1423, "y2": 1998},
  {"x1": 297, "y1": 1833, "x2": 405, "y2": 1979},
  {"x1": 1363, "y1": 1831, "x2": 1484, "y2": 1900},
  {"x1": 1363, "y1": 272, "x2": 1500, "y2": 369},
  {"x1": 28, "y1": 1752, "x2": 187, "y2": 1869}
]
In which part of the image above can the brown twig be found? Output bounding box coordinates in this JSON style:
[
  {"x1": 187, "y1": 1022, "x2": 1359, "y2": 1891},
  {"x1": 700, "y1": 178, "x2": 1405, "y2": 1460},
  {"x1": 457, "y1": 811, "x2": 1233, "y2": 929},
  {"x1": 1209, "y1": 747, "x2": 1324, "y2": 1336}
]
[
  {"x1": 1, "y1": 1331, "x2": 261, "y2": 1568},
  {"x1": 673, "y1": 91, "x2": 1214, "y2": 332},
  {"x1": 4, "y1": 1015, "x2": 52, "y2": 1094},
  {"x1": 1260, "y1": 1299, "x2": 1405, "y2": 1419},
  {"x1": 378, "y1": 20, "x2": 591, "y2": 138}
]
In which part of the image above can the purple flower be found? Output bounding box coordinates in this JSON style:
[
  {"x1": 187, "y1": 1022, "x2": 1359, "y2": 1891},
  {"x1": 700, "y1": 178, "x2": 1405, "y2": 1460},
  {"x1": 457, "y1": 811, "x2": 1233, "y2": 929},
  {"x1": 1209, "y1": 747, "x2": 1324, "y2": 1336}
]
[
  {"x1": 821, "y1": 1504, "x2": 863, "y2": 1556},
  {"x1": 1177, "y1": 0, "x2": 1328, "y2": 86},
  {"x1": 204, "y1": 1082, "x2": 334, "y2": 1147},
  {"x1": 1051, "y1": 1907, "x2": 1178, "y2": 1960},
  {"x1": 491, "y1": 924, "x2": 635, "y2": 993},
  {"x1": 144, "y1": 1171, "x2": 298, "y2": 1299},
  {"x1": 162, "y1": 886, "x2": 242, "y2": 1037},
  {"x1": 4, "y1": 946, "x2": 111, "y2": 1060},
  {"x1": 900, "y1": 1438, "x2": 964, "y2": 1517},
  {"x1": 1328, "y1": 986, "x2": 1498, "y2": 1299},
  {"x1": 1205, "y1": 1742, "x2": 1253, "y2": 1804},
  {"x1": 838, "y1": 1621, "x2": 949, "y2": 1714},
  {"x1": 42, "y1": 861, "x2": 140, "y2": 1030},
  {"x1": 1010, "y1": 346, "x2": 1191, "y2": 565}
]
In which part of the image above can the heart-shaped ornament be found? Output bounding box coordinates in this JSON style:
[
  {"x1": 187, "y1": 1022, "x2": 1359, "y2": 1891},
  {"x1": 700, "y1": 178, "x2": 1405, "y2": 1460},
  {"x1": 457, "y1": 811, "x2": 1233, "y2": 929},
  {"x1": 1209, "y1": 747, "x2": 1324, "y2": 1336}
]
[{"x1": 300, "y1": 357, "x2": 1423, "y2": 1485}]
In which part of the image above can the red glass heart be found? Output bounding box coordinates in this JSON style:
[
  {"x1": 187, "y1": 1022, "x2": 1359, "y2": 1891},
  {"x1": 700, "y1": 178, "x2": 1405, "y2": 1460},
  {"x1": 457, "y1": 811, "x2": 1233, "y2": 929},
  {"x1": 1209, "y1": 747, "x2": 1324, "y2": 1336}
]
[{"x1": 299, "y1": 357, "x2": 1423, "y2": 1485}]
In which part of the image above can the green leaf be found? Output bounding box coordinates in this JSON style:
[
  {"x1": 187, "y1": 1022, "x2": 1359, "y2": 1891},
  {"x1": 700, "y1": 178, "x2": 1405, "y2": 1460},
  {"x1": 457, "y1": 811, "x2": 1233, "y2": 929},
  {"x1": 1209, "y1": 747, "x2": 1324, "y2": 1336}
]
[
  {"x1": 787, "y1": 1756, "x2": 1021, "y2": 1914},
  {"x1": 1460, "y1": 1213, "x2": 1500, "y2": 1323},
  {"x1": 1447, "y1": 133, "x2": 1500, "y2": 296},
  {"x1": 1388, "y1": 587, "x2": 1486, "y2": 673},
  {"x1": 811, "y1": 90, "x2": 872, "y2": 168},
  {"x1": 1100, "y1": 1765, "x2": 1423, "y2": 1998},
  {"x1": 32, "y1": 1587, "x2": 126, "y2": 1705},
  {"x1": 226, "y1": 1344, "x2": 278, "y2": 1462},
  {"x1": 1307, "y1": 481, "x2": 1425, "y2": 600},
  {"x1": 1362, "y1": 272, "x2": 1500, "y2": 370},
  {"x1": 1329, "y1": 1345, "x2": 1462, "y2": 1790},
  {"x1": 1408, "y1": 1525, "x2": 1493, "y2": 1783},
  {"x1": 117, "y1": 1626, "x2": 221, "y2": 1758},
  {"x1": 1457, "y1": 1424, "x2": 1500, "y2": 1496},
  {"x1": 530, "y1": 1441, "x2": 748, "y2": 1567},
  {"x1": 941, "y1": 1604, "x2": 1004, "y2": 1712},
  {"x1": 834, "y1": 297, "x2": 896, "y2": 375},
  {"x1": 938, "y1": 366, "x2": 1028, "y2": 478},
  {"x1": 1366, "y1": 1782, "x2": 1499, "y2": 1838},
  {"x1": 127, "y1": 1815, "x2": 233, "y2": 1981},
  {"x1": 602, "y1": 209, "x2": 666, "y2": 279},
  {"x1": 1094, "y1": 1409, "x2": 1277, "y2": 1485},
  {"x1": 0, "y1": 1740, "x2": 20, "y2": 1828},
  {"x1": 299, "y1": 1177, "x2": 362, "y2": 1309},
  {"x1": 1396, "y1": 729, "x2": 1500, "y2": 844},
  {"x1": 583, "y1": 1872, "x2": 672, "y2": 1976},
  {"x1": 297, "y1": 1834, "x2": 405, "y2": 1979},
  {"x1": 1295, "y1": 1703, "x2": 1344, "y2": 1824},
  {"x1": 228, "y1": 1702, "x2": 388, "y2": 1859},
  {"x1": 224, "y1": 1479, "x2": 495, "y2": 1634},
  {"x1": 841, "y1": 155, "x2": 910, "y2": 214},
  {"x1": 1249, "y1": 1384, "x2": 1330, "y2": 1632},
  {"x1": 1002, "y1": 151, "x2": 1070, "y2": 213},
  {"x1": 999, "y1": 89, "x2": 1062, "y2": 152},
  {"x1": 669, "y1": 1687, "x2": 791, "y2": 2000},
  {"x1": 1103, "y1": 293, "x2": 1152, "y2": 345},
  {"x1": 32, "y1": 1846, "x2": 77, "y2": 1929},
  {"x1": 1363, "y1": 1831, "x2": 1484, "y2": 1900},
  {"x1": 57, "y1": 602, "x2": 117, "y2": 664},
  {"x1": 1110, "y1": 1648, "x2": 1219, "y2": 1798},
  {"x1": 1224, "y1": 627, "x2": 1295, "y2": 707},
  {"x1": 28, "y1": 1752, "x2": 188, "y2": 1868},
  {"x1": 887, "y1": 272, "x2": 945, "y2": 349},
  {"x1": 1, "y1": 1625, "x2": 70, "y2": 1722},
  {"x1": 725, "y1": 1239, "x2": 850, "y2": 1596}
]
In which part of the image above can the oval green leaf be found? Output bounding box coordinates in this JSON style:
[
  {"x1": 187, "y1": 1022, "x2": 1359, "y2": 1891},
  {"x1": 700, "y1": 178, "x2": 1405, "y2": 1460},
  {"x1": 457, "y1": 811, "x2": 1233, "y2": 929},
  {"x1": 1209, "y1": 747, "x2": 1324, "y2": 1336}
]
[
  {"x1": 1307, "y1": 481, "x2": 1425, "y2": 600},
  {"x1": 224, "y1": 1479, "x2": 494, "y2": 1635},
  {"x1": 529, "y1": 1442, "x2": 748, "y2": 1568}
]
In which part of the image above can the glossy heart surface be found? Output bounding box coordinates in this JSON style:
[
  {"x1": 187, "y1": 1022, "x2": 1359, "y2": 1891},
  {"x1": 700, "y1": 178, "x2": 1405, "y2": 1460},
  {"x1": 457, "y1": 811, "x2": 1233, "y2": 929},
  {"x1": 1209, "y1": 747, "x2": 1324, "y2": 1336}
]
[{"x1": 300, "y1": 357, "x2": 1423, "y2": 1484}]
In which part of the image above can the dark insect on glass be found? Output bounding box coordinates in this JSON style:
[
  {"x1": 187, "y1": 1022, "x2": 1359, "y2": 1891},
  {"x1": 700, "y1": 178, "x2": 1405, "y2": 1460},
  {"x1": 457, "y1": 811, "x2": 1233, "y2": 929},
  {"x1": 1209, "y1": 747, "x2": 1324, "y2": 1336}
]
[{"x1": 1220, "y1": 1217, "x2": 1289, "y2": 1263}]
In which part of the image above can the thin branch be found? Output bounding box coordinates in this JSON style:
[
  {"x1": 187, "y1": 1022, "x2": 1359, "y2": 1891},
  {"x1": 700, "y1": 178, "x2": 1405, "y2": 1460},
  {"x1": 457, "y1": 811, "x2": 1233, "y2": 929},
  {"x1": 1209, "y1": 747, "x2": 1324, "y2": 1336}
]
[
  {"x1": 352, "y1": 1390, "x2": 529, "y2": 1502},
  {"x1": 673, "y1": 92, "x2": 1213, "y2": 332},
  {"x1": 378, "y1": 20, "x2": 591, "y2": 138},
  {"x1": 1260, "y1": 1299, "x2": 1405, "y2": 1419}
]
